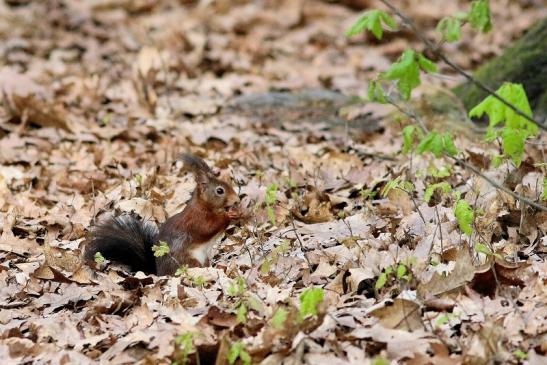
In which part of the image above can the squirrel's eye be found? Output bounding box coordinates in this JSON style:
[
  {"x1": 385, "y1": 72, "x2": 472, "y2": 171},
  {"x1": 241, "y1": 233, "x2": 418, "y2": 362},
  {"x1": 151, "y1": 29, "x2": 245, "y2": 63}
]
[{"x1": 215, "y1": 186, "x2": 225, "y2": 195}]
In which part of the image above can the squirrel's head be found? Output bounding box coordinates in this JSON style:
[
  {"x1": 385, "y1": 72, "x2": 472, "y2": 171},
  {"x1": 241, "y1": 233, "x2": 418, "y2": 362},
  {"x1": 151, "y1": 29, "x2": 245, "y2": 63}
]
[{"x1": 181, "y1": 153, "x2": 240, "y2": 218}]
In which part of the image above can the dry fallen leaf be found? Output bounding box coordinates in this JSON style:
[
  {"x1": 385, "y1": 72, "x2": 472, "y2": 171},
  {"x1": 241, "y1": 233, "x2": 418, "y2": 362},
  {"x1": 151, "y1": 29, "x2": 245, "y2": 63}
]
[
  {"x1": 369, "y1": 298, "x2": 423, "y2": 331},
  {"x1": 418, "y1": 248, "x2": 476, "y2": 297}
]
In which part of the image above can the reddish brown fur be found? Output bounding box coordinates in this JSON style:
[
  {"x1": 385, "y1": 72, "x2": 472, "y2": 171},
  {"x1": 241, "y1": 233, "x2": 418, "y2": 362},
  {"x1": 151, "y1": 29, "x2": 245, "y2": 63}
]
[
  {"x1": 172, "y1": 201, "x2": 231, "y2": 244},
  {"x1": 154, "y1": 155, "x2": 240, "y2": 275}
]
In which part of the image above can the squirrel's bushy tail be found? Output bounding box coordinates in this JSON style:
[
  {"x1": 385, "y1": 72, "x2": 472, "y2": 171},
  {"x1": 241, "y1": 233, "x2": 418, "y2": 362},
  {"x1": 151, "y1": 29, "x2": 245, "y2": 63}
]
[{"x1": 84, "y1": 215, "x2": 158, "y2": 274}]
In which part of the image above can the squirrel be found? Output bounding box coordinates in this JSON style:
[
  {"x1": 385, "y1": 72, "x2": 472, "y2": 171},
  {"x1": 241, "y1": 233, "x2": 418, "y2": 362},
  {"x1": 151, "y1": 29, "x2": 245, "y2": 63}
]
[{"x1": 83, "y1": 153, "x2": 241, "y2": 276}]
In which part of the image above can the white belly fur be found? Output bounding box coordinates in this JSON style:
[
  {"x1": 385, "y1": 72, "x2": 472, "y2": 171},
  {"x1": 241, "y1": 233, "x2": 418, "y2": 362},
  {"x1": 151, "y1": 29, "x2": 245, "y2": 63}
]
[{"x1": 189, "y1": 232, "x2": 224, "y2": 265}]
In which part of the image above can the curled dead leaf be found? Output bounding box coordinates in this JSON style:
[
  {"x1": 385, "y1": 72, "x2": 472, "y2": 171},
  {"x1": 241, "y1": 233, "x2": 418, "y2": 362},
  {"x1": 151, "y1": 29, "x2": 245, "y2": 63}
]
[
  {"x1": 291, "y1": 186, "x2": 334, "y2": 224},
  {"x1": 471, "y1": 258, "x2": 531, "y2": 297}
]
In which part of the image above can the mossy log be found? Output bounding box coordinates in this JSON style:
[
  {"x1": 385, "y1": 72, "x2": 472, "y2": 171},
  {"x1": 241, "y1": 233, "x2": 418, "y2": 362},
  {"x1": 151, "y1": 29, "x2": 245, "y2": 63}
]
[{"x1": 453, "y1": 18, "x2": 547, "y2": 119}]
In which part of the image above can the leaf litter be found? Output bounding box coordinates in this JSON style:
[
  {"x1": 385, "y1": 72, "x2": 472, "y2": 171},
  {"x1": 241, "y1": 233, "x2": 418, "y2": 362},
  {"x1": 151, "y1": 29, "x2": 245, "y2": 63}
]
[{"x1": 0, "y1": 0, "x2": 546, "y2": 364}]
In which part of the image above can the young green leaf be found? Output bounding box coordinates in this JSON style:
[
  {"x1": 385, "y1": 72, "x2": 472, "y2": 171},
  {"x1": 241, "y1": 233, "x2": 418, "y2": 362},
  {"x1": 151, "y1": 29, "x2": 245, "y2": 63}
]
[
  {"x1": 416, "y1": 132, "x2": 458, "y2": 158},
  {"x1": 417, "y1": 132, "x2": 441, "y2": 157},
  {"x1": 500, "y1": 128, "x2": 527, "y2": 167},
  {"x1": 368, "y1": 80, "x2": 387, "y2": 103},
  {"x1": 375, "y1": 272, "x2": 388, "y2": 289},
  {"x1": 236, "y1": 303, "x2": 247, "y2": 324},
  {"x1": 152, "y1": 241, "x2": 170, "y2": 257},
  {"x1": 175, "y1": 332, "x2": 194, "y2": 364},
  {"x1": 381, "y1": 177, "x2": 414, "y2": 196},
  {"x1": 400, "y1": 180, "x2": 415, "y2": 192},
  {"x1": 424, "y1": 182, "x2": 452, "y2": 203},
  {"x1": 260, "y1": 258, "x2": 271, "y2": 274},
  {"x1": 227, "y1": 277, "x2": 246, "y2": 297},
  {"x1": 436, "y1": 16, "x2": 462, "y2": 42},
  {"x1": 228, "y1": 342, "x2": 251, "y2": 365},
  {"x1": 381, "y1": 176, "x2": 402, "y2": 197},
  {"x1": 454, "y1": 200, "x2": 474, "y2": 236},
  {"x1": 227, "y1": 342, "x2": 242, "y2": 364},
  {"x1": 492, "y1": 155, "x2": 504, "y2": 168},
  {"x1": 265, "y1": 183, "x2": 279, "y2": 225},
  {"x1": 542, "y1": 178, "x2": 547, "y2": 201},
  {"x1": 275, "y1": 240, "x2": 290, "y2": 254},
  {"x1": 469, "y1": 83, "x2": 537, "y2": 166},
  {"x1": 513, "y1": 350, "x2": 528, "y2": 361},
  {"x1": 346, "y1": 10, "x2": 398, "y2": 39},
  {"x1": 192, "y1": 276, "x2": 206, "y2": 287},
  {"x1": 299, "y1": 288, "x2": 324, "y2": 320},
  {"x1": 239, "y1": 349, "x2": 251, "y2": 365},
  {"x1": 417, "y1": 53, "x2": 437, "y2": 73},
  {"x1": 428, "y1": 165, "x2": 451, "y2": 178},
  {"x1": 470, "y1": 83, "x2": 534, "y2": 130},
  {"x1": 468, "y1": 0, "x2": 492, "y2": 33},
  {"x1": 175, "y1": 265, "x2": 188, "y2": 277},
  {"x1": 134, "y1": 174, "x2": 143, "y2": 187},
  {"x1": 266, "y1": 206, "x2": 276, "y2": 226},
  {"x1": 382, "y1": 49, "x2": 437, "y2": 100},
  {"x1": 396, "y1": 264, "x2": 407, "y2": 279},
  {"x1": 265, "y1": 183, "x2": 279, "y2": 205},
  {"x1": 402, "y1": 125, "x2": 416, "y2": 153},
  {"x1": 94, "y1": 251, "x2": 105, "y2": 264},
  {"x1": 372, "y1": 356, "x2": 390, "y2": 365},
  {"x1": 474, "y1": 243, "x2": 493, "y2": 256},
  {"x1": 435, "y1": 314, "x2": 450, "y2": 326},
  {"x1": 271, "y1": 307, "x2": 288, "y2": 329},
  {"x1": 382, "y1": 50, "x2": 418, "y2": 100},
  {"x1": 360, "y1": 189, "x2": 376, "y2": 200},
  {"x1": 442, "y1": 133, "x2": 459, "y2": 156}
]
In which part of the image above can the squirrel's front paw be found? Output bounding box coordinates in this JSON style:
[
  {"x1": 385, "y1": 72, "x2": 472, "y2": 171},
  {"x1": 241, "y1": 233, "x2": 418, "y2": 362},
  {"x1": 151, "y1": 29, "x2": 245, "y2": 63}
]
[{"x1": 226, "y1": 208, "x2": 242, "y2": 220}]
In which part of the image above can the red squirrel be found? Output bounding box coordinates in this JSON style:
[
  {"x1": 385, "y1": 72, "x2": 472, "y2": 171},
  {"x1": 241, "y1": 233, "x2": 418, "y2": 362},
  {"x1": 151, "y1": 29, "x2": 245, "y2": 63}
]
[{"x1": 84, "y1": 154, "x2": 240, "y2": 276}]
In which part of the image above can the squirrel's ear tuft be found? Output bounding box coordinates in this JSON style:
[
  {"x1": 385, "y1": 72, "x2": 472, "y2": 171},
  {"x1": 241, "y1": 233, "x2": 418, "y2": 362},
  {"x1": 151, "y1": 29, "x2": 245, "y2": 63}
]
[
  {"x1": 180, "y1": 153, "x2": 215, "y2": 189},
  {"x1": 180, "y1": 153, "x2": 213, "y2": 175}
]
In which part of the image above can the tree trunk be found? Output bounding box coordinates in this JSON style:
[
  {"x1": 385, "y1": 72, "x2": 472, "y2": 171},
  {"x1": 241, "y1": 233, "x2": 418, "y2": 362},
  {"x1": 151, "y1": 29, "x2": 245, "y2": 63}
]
[{"x1": 453, "y1": 18, "x2": 547, "y2": 120}]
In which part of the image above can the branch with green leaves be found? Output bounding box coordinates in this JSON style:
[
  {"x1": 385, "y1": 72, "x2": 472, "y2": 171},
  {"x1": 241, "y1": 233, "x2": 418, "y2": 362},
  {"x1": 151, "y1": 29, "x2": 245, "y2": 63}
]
[
  {"x1": 396, "y1": 99, "x2": 546, "y2": 213},
  {"x1": 347, "y1": 1, "x2": 546, "y2": 216},
  {"x1": 377, "y1": 0, "x2": 546, "y2": 132}
]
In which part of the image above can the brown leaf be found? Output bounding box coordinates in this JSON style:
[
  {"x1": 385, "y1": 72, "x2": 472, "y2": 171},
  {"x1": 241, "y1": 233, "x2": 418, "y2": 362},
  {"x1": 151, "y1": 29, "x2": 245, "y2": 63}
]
[
  {"x1": 291, "y1": 187, "x2": 334, "y2": 224},
  {"x1": 370, "y1": 298, "x2": 423, "y2": 331},
  {"x1": 200, "y1": 306, "x2": 238, "y2": 329},
  {"x1": 418, "y1": 248, "x2": 476, "y2": 297},
  {"x1": 0, "y1": 231, "x2": 40, "y2": 256},
  {"x1": 346, "y1": 267, "x2": 375, "y2": 293}
]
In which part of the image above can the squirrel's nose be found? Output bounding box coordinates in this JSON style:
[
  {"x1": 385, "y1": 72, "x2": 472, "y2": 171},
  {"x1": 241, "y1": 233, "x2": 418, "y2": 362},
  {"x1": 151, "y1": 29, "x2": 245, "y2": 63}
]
[{"x1": 228, "y1": 194, "x2": 240, "y2": 207}]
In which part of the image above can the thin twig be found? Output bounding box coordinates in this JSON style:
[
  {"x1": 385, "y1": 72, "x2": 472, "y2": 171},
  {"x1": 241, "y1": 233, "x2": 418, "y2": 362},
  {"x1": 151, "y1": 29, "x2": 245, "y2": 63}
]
[
  {"x1": 241, "y1": 234, "x2": 255, "y2": 268},
  {"x1": 397, "y1": 187, "x2": 427, "y2": 224},
  {"x1": 379, "y1": 0, "x2": 547, "y2": 132},
  {"x1": 449, "y1": 156, "x2": 547, "y2": 212},
  {"x1": 289, "y1": 213, "x2": 312, "y2": 269},
  {"x1": 434, "y1": 205, "x2": 444, "y2": 255}
]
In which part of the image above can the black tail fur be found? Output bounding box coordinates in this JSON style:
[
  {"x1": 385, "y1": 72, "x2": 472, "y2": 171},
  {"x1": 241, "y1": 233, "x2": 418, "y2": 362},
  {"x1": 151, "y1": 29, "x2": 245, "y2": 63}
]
[{"x1": 84, "y1": 215, "x2": 158, "y2": 274}]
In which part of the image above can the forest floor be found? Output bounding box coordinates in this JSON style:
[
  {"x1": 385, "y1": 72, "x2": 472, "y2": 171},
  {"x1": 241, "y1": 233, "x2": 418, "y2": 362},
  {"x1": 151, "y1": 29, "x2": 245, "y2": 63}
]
[{"x1": 0, "y1": 0, "x2": 546, "y2": 364}]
